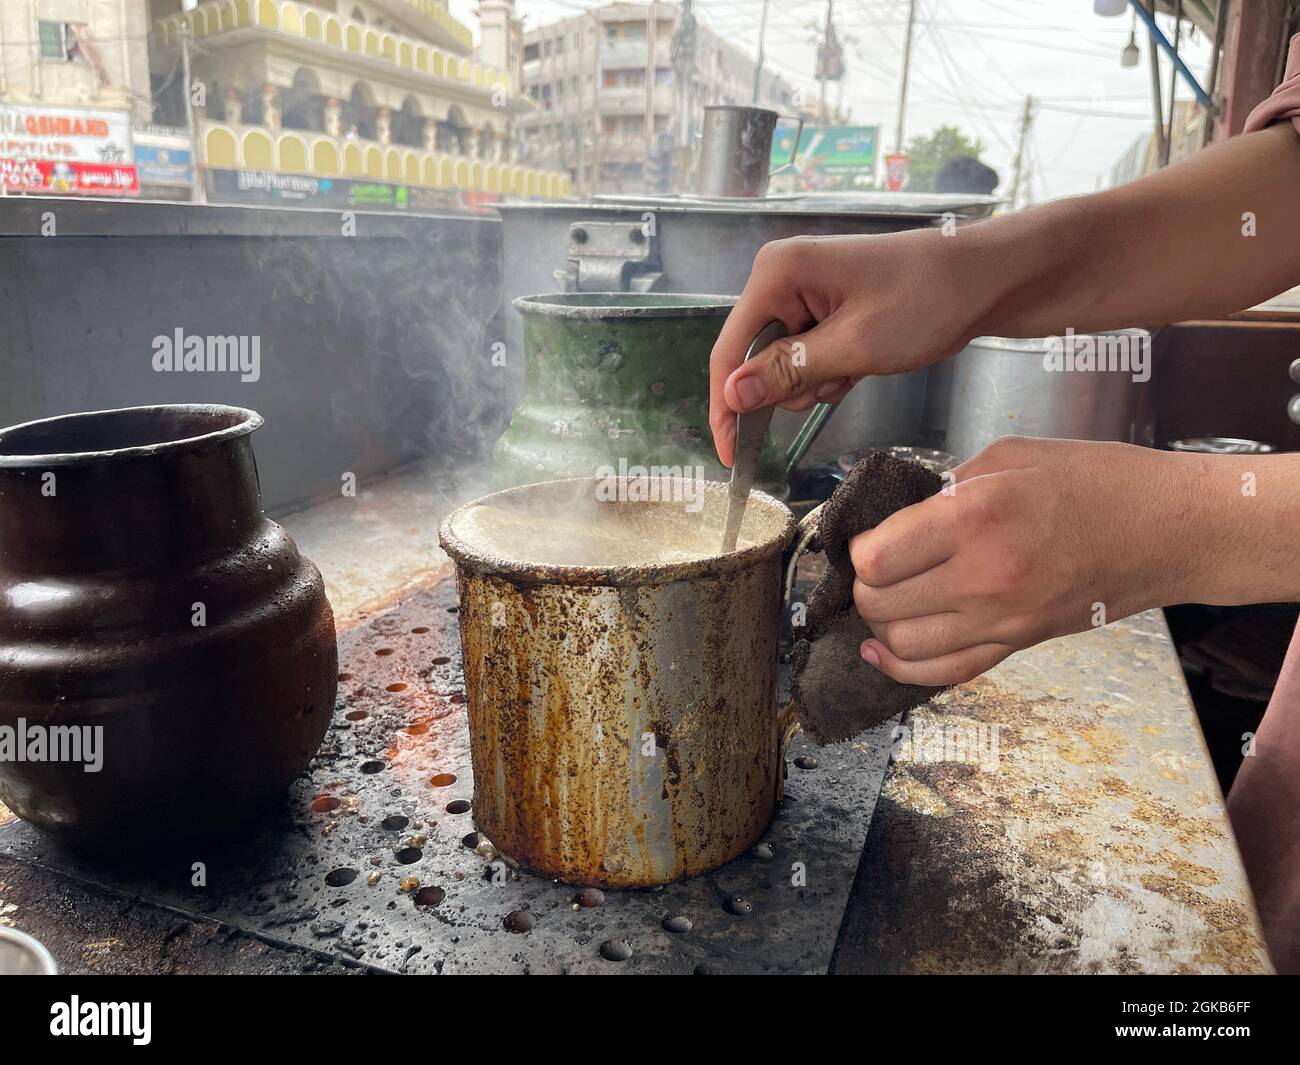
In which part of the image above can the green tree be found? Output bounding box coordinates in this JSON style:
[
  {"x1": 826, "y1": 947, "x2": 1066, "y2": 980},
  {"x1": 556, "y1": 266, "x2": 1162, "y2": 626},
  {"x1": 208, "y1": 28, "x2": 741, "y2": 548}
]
[{"x1": 904, "y1": 126, "x2": 986, "y2": 193}]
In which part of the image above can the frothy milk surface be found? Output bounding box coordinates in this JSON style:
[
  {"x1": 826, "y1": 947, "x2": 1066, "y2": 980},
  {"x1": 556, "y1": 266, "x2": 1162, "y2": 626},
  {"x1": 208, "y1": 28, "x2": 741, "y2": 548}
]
[{"x1": 449, "y1": 498, "x2": 756, "y2": 567}]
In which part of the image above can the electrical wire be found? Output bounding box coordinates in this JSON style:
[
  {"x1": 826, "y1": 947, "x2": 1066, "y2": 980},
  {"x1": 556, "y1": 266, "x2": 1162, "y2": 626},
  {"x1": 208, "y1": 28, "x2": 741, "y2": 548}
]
[
  {"x1": 1037, "y1": 102, "x2": 1156, "y2": 119},
  {"x1": 918, "y1": 0, "x2": 1016, "y2": 155}
]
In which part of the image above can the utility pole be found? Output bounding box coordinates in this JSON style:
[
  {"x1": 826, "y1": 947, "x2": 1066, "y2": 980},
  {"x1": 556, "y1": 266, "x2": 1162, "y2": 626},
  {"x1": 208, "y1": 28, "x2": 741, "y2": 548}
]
[
  {"x1": 179, "y1": 20, "x2": 205, "y2": 204},
  {"x1": 752, "y1": 0, "x2": 770, "y2": 105},
  {"x1": 1144, "y1": 0, "x2": 1167, "y2": 165},
  {"x1": 672, "y1": 0, "x2": 697, "y2": 150},
  {"x1": 670, "y1": 0, "x2": 697, "y2": 189},
  {"x1": 1009, "y1": 94, "x2": 1034, "y2": 209},
  {"x1": 644, "y1": 0, "x2": 656, "y2": 191},
  {"x1": 1161, "y1": 0, "x2": 1182, "y2": 167},
  {"x1": 591, "y1": 8, "x2": 602, "y2": 195},
  {"x1": 817, "y1": 0, "x2": 833, "y2": 125},
  {"x1": 574, "y1": 21, "x2": 584, "y2": 187},
  {"x1": 1201, "y1": 0, "x2": 1228, "y2": 146},
  {"x1": 894, "y1": 0, "x2": 916, "y2": 151}
]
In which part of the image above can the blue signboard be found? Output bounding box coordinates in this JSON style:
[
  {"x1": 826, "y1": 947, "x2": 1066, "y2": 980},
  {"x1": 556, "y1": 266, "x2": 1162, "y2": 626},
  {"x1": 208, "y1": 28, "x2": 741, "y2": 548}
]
[{"x1": 135, "y1": 143, "x2": 194, "y2": 186}]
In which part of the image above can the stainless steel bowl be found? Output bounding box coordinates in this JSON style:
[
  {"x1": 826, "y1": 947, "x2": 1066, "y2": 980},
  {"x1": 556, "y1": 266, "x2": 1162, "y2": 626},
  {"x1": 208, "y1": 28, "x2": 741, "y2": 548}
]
[
  {"x1": 0, "y1": 926, "x2": 58, "y2": 975},
  {"x1": 1167, "y1": 437, "x2": 1275, "y2": 454}
]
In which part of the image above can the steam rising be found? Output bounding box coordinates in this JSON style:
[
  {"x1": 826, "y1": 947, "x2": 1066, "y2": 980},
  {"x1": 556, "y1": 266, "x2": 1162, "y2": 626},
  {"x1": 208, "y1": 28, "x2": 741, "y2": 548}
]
[{"x1": 246, "y1": 216, "x2": 507, "y2": 509}]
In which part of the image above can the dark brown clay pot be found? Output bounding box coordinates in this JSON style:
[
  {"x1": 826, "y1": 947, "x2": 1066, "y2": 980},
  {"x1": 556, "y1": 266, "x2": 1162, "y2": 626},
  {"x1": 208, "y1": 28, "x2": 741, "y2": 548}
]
[{"x1": 0, "y1": 405, "x2": 336, "y2": 852}]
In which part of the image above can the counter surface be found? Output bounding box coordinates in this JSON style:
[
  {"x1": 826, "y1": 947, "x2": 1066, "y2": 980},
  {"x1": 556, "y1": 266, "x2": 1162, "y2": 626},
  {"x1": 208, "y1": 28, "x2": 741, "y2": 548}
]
[{"x1": 0, "y1": 461, "x2": 1270, "y2": 973}]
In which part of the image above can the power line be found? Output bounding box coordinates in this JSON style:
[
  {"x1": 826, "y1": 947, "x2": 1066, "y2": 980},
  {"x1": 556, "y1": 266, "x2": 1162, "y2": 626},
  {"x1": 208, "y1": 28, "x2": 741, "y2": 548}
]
[
  {"x1": 1037, "y1": 102, "x2": 1155, "y2": 119},
  {"x1": 919, "y1": 1, "x2": 1016, "y2": 155},
  {"x1": 1037, "y1": 111, "x2": 1084, "y2": 173}
]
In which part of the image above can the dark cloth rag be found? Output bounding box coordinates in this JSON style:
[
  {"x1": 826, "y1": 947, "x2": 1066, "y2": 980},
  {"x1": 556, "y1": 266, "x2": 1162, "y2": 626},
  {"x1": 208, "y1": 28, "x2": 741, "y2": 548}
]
[{"x1": 789, "y1": 450, "x2": 950, "y2": 744}]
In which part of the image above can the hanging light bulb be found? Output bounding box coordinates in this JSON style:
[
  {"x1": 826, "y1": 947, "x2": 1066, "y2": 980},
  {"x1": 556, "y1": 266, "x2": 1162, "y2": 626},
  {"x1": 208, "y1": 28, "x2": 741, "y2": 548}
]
[
  {"x1": 1094, "y1": 0, "x2": 1129, "y2": 15},
  {"x1": 1121, "y1": 11, "x2": 1140, "y2": 67}
]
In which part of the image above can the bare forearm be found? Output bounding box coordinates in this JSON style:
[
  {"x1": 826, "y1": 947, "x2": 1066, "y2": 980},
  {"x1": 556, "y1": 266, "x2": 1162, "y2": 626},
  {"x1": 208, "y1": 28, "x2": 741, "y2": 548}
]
[
  {"x1": 1156, "y1": 452, "x2": 1300, "y2": 607},
  {"x1": 963, "y1": 123, "x2": 1300, "y2": 339},
  {"x1": 849, "y1": 439, "x2": 1300, "y2": 687},
  {"x1": 709, "y1": 123, "x2": 1300, "y2": 460}
]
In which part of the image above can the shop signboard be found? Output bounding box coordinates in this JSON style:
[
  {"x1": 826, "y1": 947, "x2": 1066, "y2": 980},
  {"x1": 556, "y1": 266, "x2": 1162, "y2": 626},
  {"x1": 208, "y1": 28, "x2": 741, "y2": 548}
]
[
  {"x1": 771, "y1": 125, "x2": 880, "y2": 191},
  {"x1": 205, "y1": 168, "x2": 460, "y2": 213},
  {"x1": 0, "y1": 104, "x2": 137, "y2": 196}
]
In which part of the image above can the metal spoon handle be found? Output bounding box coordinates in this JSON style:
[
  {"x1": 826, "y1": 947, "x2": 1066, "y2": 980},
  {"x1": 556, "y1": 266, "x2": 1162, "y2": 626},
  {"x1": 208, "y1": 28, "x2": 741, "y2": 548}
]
[{"x1": 722, "y1": 320, "x2": 788, "y2": 552}]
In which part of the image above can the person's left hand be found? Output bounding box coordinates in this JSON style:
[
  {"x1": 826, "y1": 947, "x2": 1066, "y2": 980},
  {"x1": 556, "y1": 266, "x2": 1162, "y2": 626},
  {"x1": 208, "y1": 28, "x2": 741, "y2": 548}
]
[{"x1": 849, "y1": 436, "x2": 1185, "y2": 685}]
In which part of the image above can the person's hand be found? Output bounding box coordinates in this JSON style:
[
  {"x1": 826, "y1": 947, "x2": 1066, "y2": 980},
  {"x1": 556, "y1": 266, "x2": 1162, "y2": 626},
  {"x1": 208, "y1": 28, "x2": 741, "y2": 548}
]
[
  {"x1": 849, "y1": 437, "x2": 1186, "y2": 685},
  {"x1": 712, "y1": 122, "x2": 1300, "y2": 470},
  {"x1": 709, "y1": 230, "x2": 992, "y2": 466}
]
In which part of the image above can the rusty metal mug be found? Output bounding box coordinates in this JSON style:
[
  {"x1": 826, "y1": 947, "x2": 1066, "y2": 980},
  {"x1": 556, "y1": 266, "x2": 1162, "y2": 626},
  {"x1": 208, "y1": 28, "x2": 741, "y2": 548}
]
[{"x1": 439, "y1": 477, "x2": 822, "y2": 887}]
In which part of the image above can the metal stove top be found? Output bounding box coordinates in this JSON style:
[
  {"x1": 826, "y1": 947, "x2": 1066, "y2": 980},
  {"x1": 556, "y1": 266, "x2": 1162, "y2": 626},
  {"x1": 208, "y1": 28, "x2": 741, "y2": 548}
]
[{"x1": 0, "y1": 576, "x2": 894, "y2": 974}]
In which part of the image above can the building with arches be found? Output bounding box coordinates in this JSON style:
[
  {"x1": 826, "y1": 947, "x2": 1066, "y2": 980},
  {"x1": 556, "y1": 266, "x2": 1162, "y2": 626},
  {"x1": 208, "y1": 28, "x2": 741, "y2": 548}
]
[{"x1": 148, "y1": 0, "x2": 568, "y2": 202}]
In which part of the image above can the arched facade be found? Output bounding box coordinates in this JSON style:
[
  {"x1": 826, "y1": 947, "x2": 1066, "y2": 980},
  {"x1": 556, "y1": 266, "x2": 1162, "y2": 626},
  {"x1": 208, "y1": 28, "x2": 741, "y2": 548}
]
[{"x1": 159, "y1": 0, "x2": 566, "y2": 199}]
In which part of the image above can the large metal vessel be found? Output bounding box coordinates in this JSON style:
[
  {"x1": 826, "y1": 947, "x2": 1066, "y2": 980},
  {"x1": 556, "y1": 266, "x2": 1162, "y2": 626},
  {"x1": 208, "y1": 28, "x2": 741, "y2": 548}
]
[
  {"x1": 942, "y1": 330, "x2": 1155, "y2": 459},
  {"x1": 0, "y1": 405, "x2": 337, "y2": 851},
  {"x1": 495, "y1": 193, "x2": 999, "y2": 465}
]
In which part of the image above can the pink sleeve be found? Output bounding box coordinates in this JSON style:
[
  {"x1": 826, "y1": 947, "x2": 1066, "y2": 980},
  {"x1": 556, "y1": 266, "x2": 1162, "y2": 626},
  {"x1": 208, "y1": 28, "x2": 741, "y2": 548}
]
[{"x1": 1244, "y1": 34, "x2": 1300, "y2": 133}]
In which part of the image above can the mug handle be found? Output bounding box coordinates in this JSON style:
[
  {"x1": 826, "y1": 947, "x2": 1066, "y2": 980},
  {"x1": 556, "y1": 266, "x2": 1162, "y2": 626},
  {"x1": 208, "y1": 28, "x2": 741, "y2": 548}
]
[
  {"x1": 782, "y1": 502, "x2": 823, "y2": 606},
  {"x1": 770, "y1": 115, "x2": 805, "y2": 177},
  {"x1": 774, "y1": 502, "x2": 824, "y2": 800}
]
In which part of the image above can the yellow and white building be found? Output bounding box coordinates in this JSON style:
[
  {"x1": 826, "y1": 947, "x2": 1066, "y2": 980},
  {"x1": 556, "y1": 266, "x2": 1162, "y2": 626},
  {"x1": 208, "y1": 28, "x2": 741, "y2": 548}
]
[{"x1": 151, "y1": 0, "x2": 570, "y2": 199}]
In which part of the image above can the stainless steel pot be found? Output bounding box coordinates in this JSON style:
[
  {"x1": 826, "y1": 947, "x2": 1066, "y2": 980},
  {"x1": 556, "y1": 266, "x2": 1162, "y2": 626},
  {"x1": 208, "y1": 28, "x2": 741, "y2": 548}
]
[
  {"x1": 943, "y1": 330, "x2": 1155, "y2": 459},
  {"x1": 438, "y1": 477, "x2": 818, "y2": 887}
]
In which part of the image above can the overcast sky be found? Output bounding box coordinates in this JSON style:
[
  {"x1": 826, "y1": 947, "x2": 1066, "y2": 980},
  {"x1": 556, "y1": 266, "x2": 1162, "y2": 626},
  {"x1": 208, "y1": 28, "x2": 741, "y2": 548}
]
[{"x1": 448, "y1": 0, "x2": 1214, "y2": 200}]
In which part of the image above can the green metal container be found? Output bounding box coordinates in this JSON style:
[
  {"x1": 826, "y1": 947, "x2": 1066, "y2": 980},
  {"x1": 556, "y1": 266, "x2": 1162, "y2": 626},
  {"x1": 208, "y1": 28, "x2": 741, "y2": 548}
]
[{"x1": 494, "y1": 293, "x2": 791, "y2": 495}]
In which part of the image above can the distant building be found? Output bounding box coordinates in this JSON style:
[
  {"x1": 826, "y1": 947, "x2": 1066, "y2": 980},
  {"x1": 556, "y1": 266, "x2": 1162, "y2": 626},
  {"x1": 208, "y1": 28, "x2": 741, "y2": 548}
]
[
  {"x1": 148, "y1": 0, "x2": 568, "y2": 204},
  {"x1": 0, "y1": 2, "x2": 152, "y2": 197},
  {"x1": 519, "y1": 1, "x2": 795, "y2": 194},
  {"x1": 0, "y1": 2, "x2": 154, "y2": 120},
  {"x1": 1109, "y1": 99, "x2": 1205, "y2": 187}
]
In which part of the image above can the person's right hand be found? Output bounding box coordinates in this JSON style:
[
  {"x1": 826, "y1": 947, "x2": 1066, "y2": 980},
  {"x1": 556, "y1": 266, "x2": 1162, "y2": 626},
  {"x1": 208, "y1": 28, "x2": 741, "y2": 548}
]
[{"x1": 708, "y1": 231, "x2": 992, "y2": 467}]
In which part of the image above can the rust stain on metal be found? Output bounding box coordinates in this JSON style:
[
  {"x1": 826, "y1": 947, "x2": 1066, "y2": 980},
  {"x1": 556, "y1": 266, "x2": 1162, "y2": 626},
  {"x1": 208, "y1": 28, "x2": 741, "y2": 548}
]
[
  {"x1": 455, "y1": 566, "x2": 781, "y2": 887},
  {"x1": 439, "y1": 479, "x2": 797, "y2": 888}
]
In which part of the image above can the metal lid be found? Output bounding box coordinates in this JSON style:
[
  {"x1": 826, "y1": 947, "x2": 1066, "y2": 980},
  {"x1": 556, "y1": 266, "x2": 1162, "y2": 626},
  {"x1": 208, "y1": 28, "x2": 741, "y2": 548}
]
[
  {"x1": 1167, "y1": 437, "x2": 1275, "y2": 454},
  {"x1": 702, "y1": 104, "x2": 777, "y2": 116},
  {"x1": 512, "y1": 292, "x2": 735, "y2": 320},
  {"x1": 965, "y1": 329, "x2": 1149, "y2": 353},
  {"x1": 497, "y1": 191, "x2": 999, "y2": 219}
]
